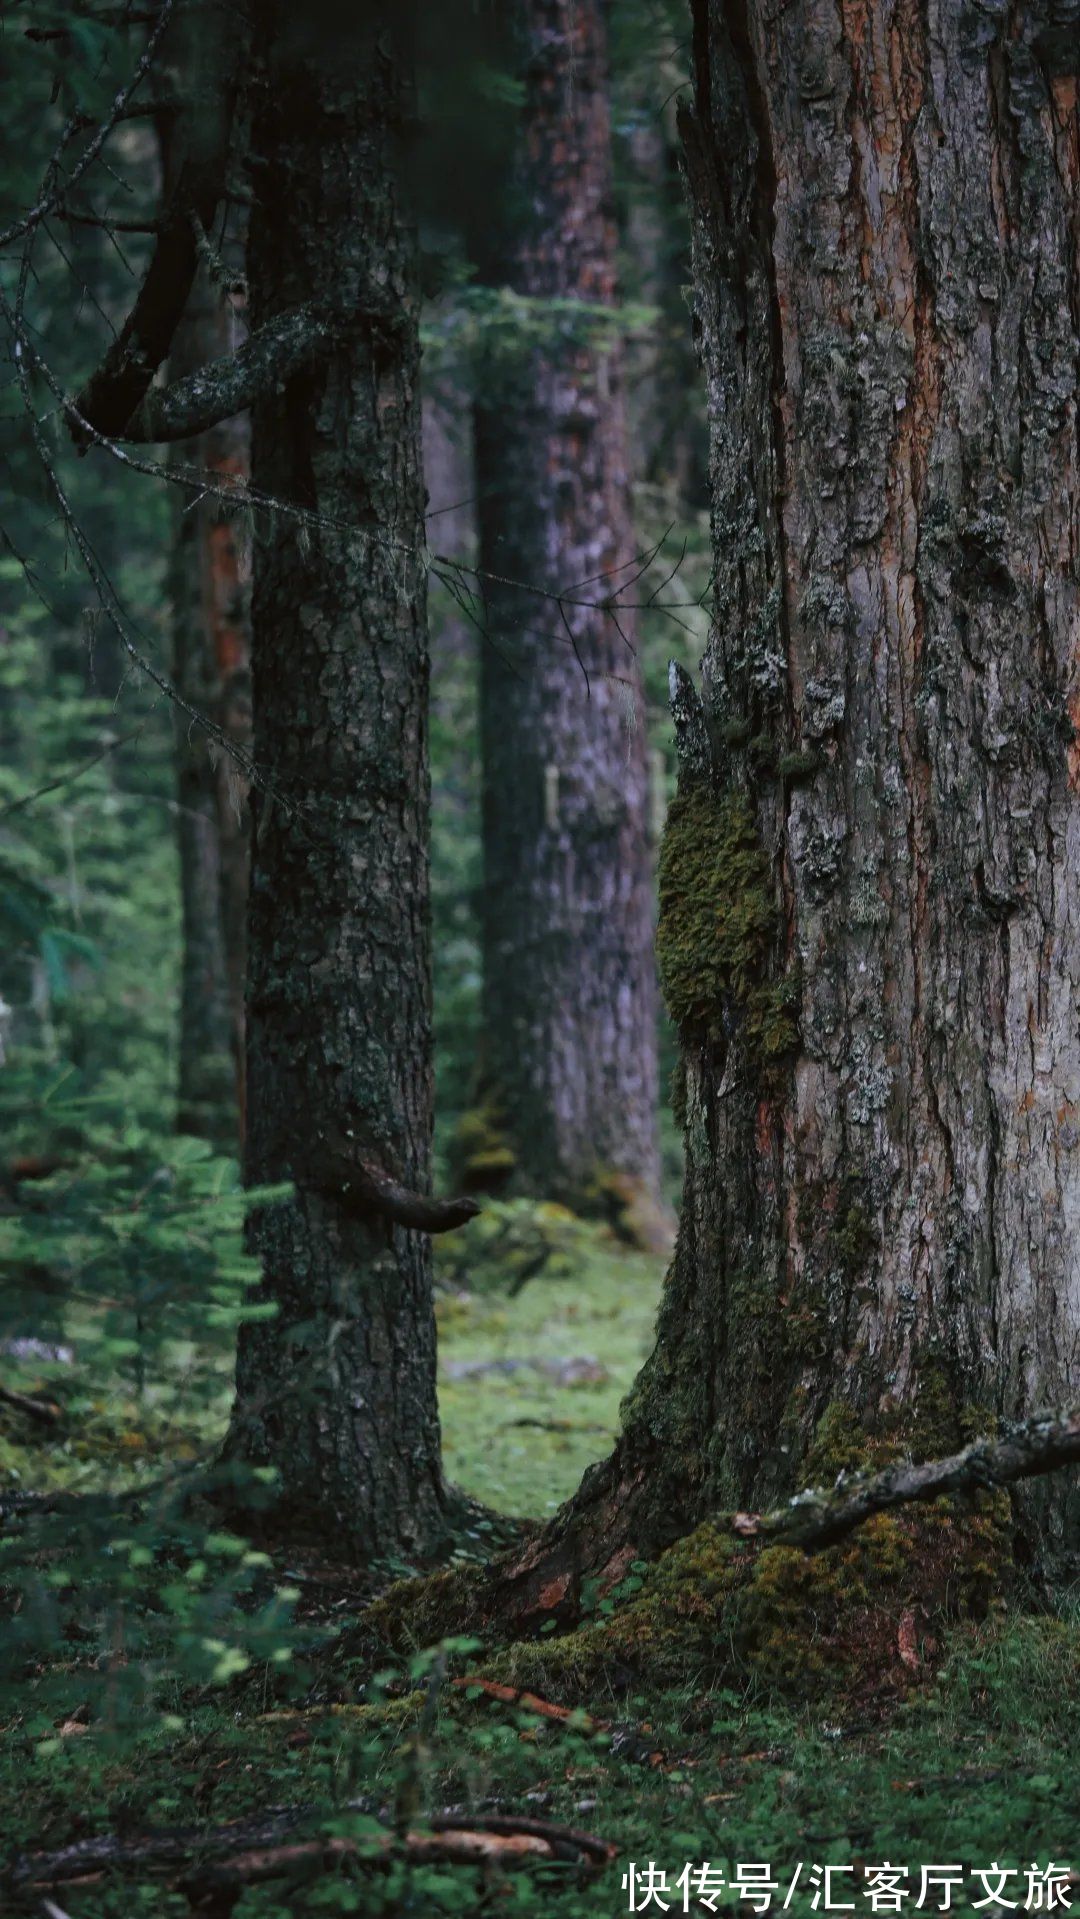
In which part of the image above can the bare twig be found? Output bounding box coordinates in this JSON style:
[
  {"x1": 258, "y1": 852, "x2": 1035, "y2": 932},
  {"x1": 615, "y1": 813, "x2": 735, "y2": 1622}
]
[
  {"x1": 55, "y1": 203, "x2": 160, "y2": 235},
  {"x1": 0, "y1": 3, "x2": 176, "y2": 251},
  {"x1": 0, "y1": 731, "x2": 145, "y2": 820},
  {"x1": 0, "y1": 277, "x2": 265, "y2": 797}
]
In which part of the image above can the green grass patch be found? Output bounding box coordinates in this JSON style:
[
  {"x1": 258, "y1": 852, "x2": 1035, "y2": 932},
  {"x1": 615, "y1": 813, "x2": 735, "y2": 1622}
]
[{"x1": 436, "y1": 1228, "x2": 662, "y2": 1516}]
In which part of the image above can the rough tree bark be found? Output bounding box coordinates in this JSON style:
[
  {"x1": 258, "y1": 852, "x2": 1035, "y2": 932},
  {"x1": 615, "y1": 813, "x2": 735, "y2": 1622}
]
[
  {"x1": 170, "y1": 275, "x2": 251, "y2": 1149},
  {"x1": 492, "y1": 0, "x2": 1080, "y2": 1613},
  {"x1": 225, "y1": 3, "x2": 456, "y2": 1558},
  {"x1": 472, "y1": 0, "x2": 661, "y2": 1216}
]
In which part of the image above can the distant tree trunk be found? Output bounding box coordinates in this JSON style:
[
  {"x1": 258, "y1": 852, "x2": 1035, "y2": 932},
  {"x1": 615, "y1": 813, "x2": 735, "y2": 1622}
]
[
  {"x1": 225, "y1": 3, "x2": 453, "y2": 1559},
  {"x1": 492, "y1": 0, "x2": 1080, "y2": 1610},
  {"x1": 621, "y1": 111, "x2": 707, "y2": 510},
  {"x1": 424, "y1": 380, "x2": 484, "y2": 1126},
  {"x1": 170, "y1": 276, "x2": 251, "y2": 1150},
  {"x1": 472, "y1": 0, "x2": 661, "y2": 1218}
]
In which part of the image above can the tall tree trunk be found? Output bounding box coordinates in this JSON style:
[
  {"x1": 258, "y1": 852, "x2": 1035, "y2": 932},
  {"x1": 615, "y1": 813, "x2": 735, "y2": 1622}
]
[
  {"x1": 472, "y1": 0, "x2": 661, "y2": 1216},
  {"x1": 225, "y1": 4, "x2": 452, "y2": 1558},
  {"x1": 424, "y1": 381, "x2": 484, "y2": 1126},
  {"x1": 622, "y1": 110, "x2": 708, "y2": 511},
  {"x1": 170, "y1": 275, "x2": 251, "y2": 1150},
  {"x1": 493, "y1": 0, "x2": 1080, "y2": 1609}
]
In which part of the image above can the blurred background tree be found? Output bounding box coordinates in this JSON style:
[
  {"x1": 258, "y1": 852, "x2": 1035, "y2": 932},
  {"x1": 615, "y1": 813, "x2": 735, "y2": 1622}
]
[{"x1": 0, "y1": 0, "x2": 705, "y2": 1535}]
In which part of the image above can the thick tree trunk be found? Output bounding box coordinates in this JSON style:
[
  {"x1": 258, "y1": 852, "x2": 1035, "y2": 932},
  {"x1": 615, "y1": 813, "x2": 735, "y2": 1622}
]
[
  {"x1": 225, "y1": 5, "x2": 451, "y2": 1559},
  {"x1": 170, "y1": 277, "x2": 250, "y2": 1150},
  {"x1": 492, "y1": 0, "x2": 1080, "y2": 1611},
  {"x1": 472, "y1": 0, "x2": 661, "y2": 1214}
]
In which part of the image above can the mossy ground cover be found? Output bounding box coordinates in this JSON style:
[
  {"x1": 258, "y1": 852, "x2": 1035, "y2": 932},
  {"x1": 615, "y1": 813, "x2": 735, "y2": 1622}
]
[{"x1": 4, "y1": 1226, "x2": 1080, "y2": 1915}]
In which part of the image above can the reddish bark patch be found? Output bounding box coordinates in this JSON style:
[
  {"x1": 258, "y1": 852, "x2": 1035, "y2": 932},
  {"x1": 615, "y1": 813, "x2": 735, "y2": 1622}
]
[{"x1": 537, "y1": 1572, "x2": 572, "y2": 1611}]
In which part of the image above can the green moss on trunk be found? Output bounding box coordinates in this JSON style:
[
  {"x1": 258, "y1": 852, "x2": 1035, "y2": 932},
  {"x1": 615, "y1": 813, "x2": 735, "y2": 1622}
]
[{"x1": 655, "y1": 782, "x2": 797, "y2": 1065}]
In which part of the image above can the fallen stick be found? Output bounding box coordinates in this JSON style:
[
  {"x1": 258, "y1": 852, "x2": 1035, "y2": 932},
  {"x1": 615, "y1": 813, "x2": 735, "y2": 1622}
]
[
  {"x1": 183, "y1": 1820, "x2": 610, "y2": 1898},
  {"x1": 433, "y1": 1812, "x2": 616, "y2": 1867},
  {"x1": 10, "y1": 1811, "x2": 309, "y2": 1890},
  {"x1": 452, "y1": 1677, "x2": 666, "y2": 1767},
  {"x1": 451, "y1": 1674, "x2": 599, "y2": 1730}
]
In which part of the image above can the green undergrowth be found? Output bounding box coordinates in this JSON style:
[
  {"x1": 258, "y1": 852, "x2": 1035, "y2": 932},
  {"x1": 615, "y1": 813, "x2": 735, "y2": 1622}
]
[
  {"x1": 5, "y1": 1612, "x2": 1080, "y2": 1915},
  {"x1": 3, "y1": 1230, "x2": 1076, "y2": 1915}
]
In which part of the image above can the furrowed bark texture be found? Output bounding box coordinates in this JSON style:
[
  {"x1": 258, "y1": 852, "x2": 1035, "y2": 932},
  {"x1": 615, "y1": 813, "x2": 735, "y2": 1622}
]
[
  {"x1": 494, "y1": 0, "x2": 1080, "y2": 1610},
  {"x1": 473, "y1": 0, "x2": 661, "y2": 1208},
  {"x1": 226, "y1": 7, "x2": 449, "y2": 1557},
  {"x1": 170, "y1": 276, "x2": 251, "y2": 1149}
]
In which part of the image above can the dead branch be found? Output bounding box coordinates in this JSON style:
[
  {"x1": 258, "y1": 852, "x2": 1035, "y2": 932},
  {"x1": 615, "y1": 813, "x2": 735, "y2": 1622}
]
[
  {"x1": 70, "y1": 6, "x2": 243, "y2": 443},
  {"x1": 118, "y1": 303, "x2": 335, "y2": 440},
  {"x1": 0, "y1": 1381, "x2": 62, "y2": 1426},
  {"x1": 451, "y1": 1678, "x2": 665, "y2": 1768},
  {"x1": 55, "y1": 202, "x2": 162, "y2": 235},
  {"x1": 0, "y1": 4, "x2": 175, "y2": 252},
  {"x1": 26, "y1": 7, "x2": 164, "y2": 37},
  {"x1": 452, "y1": 1675, "x2": 600, "y2": 1731},
  {"x1": 11, "y1": 1809, "x2": 315, "y2": 1891},
  {"x1": 432, "y1": 1812, "x2": 616, "y2": 1866},
  {"x1": 181, "y1": 1824, "x2": 600, "y2": 1904},
  {"x1": 484, "y1": 1398, "x2": 1080, "y2": 1635},
  {"x1": 728, "y1": 1403, "x2": 1080, "y2": 1552},
  {"x1": 308, "y1": 1124, "x2": 480, "y2": 1235},
  {"x1": 0, "y1": 279, "x2": 265, "y2": 800}
]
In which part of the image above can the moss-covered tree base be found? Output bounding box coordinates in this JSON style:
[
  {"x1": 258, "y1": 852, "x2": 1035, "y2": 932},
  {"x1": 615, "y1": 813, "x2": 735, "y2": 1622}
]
[
  {"x1": 337, "y1": 1401, "x2": 1015, "y2": 1717},
  {"x1": 336, "y1": 1495, "x2": 1009, "y2": 1721},
  {"x1": 491, "y1": 1497, "x2": 1008, "y2": 1707}
]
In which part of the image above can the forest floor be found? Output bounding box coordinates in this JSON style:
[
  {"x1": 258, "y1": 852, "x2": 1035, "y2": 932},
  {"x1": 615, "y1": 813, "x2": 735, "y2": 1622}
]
[{"x1": 3, "y1": 1226, "x2": 1080, "y2": 1916}]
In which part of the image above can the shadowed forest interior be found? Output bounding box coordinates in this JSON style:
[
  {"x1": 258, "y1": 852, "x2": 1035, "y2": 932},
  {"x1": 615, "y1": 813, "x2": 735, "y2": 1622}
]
[{"x1": 3, "y1": 0, "x2": 1080, "y2": 1912}]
